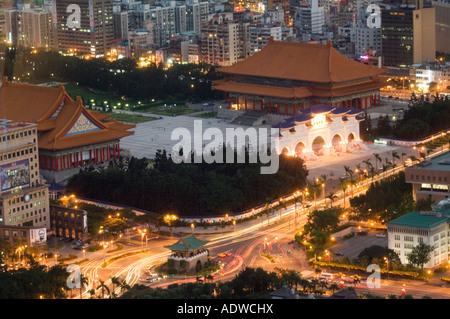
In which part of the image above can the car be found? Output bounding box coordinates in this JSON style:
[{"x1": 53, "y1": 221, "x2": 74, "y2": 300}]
[
  {"x1": 217, "y1": 253, "x2": 226, "y2": 258},
  {"x1": 376, "y1": 233, "x2": 386, "y2": 238},
  {"x1": 225, "y1": 252, "x2": 232, "y2": 257}
]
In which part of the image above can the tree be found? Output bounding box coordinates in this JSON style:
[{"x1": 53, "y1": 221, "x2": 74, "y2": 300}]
[
  {"x1": 407, "y1": 243, "x2": 434, "y2": 273},
  {"x1": 325, "y1": 192, "x2": 338, "y2": 207},
  {"x1": 110, "y1": 276, "x2": 121, "y2": 298},
  {"x1": 392, "y1": 151, "x2": 400, "y2": 165},
  {"x1": 97, "y1": 279, "x2": 110, "y2": 299},
  {"x1": 79, "y1": 272, "x2": 89, "y2": 299},
  {"x1": 338, "y1": 177, "x2": 348, "y2": 207}
]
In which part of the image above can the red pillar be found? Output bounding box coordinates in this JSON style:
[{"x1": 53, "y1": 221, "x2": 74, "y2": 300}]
[
  {"x1": 268, "y1": 101, "x2": 272, "y2": 114},
  {"x1": 365, "y1": 96, "x2": 368, "y2": 109},
  {"x1": 301, "y1": 102, "x2": 304, "y2": 110},
  {"x1": 345, "y1": 100, "x2": 348, "y2": 108},
  {"x1": 277, "y1": 102, "x2": 280, "y2": 115},
  {"x1": 285, "y1": 103, "x2": 288, "y2": 116},
  {"x1": 252, "y1": 99, "x2": 255, "y2": 112},
  {"x1": 378, "y1": 93, "x2": 380, "y2": 106},
  {"x1": 229, "y1": 97, "x2": 232, "y2": 110},
  {"x1": 293, "y1": 103, "x2": 297, "y2": 115},
  {"x1": 55, "y1": 156, "x2": 58, "y2": 172},
  {"x1": 359, "y1": 97, "x2": 363, "y2": 110},
  {"x1": 244, "y1": 98, "x2": 247, "y2": 111}
]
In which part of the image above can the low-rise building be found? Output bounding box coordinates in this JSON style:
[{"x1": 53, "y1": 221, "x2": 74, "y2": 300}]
[
  {"x1": 49, "y1": 204, "x2": 88, "y2": 240},
  {"x1": 387, "y1": 198, "x2": 450, "y2": 268},
  {"x1": 405, "y1": 151, "x2": 450, "y2": 202},
  {"x1": 165, "y1": 235, "x2": 209, "y2": 272}
]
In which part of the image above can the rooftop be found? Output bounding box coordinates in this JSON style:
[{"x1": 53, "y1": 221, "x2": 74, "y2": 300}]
[
  {"x1": 386, "y1": 211, "x2": 450, "y2": 229},
  {"x1": 408, "y1": 151, "x2": 450, "y2": 172},
  {"x1": 217, "y1": 38, "x2": 387, "y2": 84},
  {"x1": 165, "y1": 235, "x2": 208, "y2": 251}
]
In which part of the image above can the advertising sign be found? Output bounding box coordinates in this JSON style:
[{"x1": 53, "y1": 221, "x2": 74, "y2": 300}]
[
  {"x1": 0, "y1": 159, "x2": 30, "y2": 193},
  {"x1": 30, "y1": 228, "x2": 47, "y2": 245}
]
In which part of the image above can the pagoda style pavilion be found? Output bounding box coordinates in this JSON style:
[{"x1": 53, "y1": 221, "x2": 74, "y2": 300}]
[
  {"x1": 0, "y1": 78, "x2": 135, "y2": 184},
  {"x1": 213, "y1": 38, "x2": 388, "y2": 115},
  {"x1": 165, "y1": 235, "x2": 209, "y2": 272}
]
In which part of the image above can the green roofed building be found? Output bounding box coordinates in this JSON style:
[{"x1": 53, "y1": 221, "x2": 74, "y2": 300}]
[
  {"x1": 164, "y1": 235, "x2": 209, "y2": 272},
  {"x1": 386, "y1": 198, "x2": 450, "y2": 268}
]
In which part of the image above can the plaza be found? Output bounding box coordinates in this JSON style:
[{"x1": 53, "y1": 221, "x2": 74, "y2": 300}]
[{"x1": 119, "y1": 111, "x2": 418, "y2": 182}]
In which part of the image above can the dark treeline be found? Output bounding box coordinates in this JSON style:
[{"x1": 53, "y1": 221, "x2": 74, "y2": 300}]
[
  {"x1": 0, "y1": 265, "x2": 68, "y2": 299},
  {"x1": 121, "y1": 267, "x2": 307, "y2": 299},
  {"x1": 394, "y1": 97, "x2": 450, "y2": 139},
  {"x1": 66, "y1": 149, "x2": 309, "y2": 217},
  {"x1": 349, "y1": 171, "x2": 432, "y2": 222},
  {"x1": 0, "y1": 44, "x2": 224, "y2": 102}
]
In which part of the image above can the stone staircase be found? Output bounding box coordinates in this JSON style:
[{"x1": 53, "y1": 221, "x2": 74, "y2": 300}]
[{"x1": 230, "y1": 111, "x2": 266, "y2": 126}]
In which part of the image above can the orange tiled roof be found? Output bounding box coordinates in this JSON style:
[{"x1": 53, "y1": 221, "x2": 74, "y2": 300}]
[
  {"x1": 217, "y1": 39, "x2": 388, "y2": 84},
  {"x1": 212, "y1": 79, "x2": 313, "y2": 99},
  {"x1": 213, "y1": 78, "x2": 383, "y2": 99},
  {"x1": 0, "y1": 78, "x2": 135, "y2": 151},
  {"x1": 0, "y1": 78, "x2": 70, "y2": 123}
]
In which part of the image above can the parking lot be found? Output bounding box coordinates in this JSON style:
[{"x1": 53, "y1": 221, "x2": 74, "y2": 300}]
[{"x1": 329, "y1": 229, "x2": 388, "y2": 261}]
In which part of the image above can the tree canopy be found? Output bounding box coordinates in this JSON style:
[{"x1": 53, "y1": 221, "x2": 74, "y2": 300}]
[{"x1": 66, "y1": 149, "x2": 309, "y2": 217}]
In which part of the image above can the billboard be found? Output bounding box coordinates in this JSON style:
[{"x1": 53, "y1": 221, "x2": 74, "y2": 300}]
[
  {"x1": 0, "y1": 159, "x2": 30, "y2": 193},
  {"x1": 30, "y1": 228, "x2": 47, "y2": 245}
]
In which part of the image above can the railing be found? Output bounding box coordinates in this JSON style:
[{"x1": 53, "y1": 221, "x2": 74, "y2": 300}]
[{"x1": 169, "y1": 250, "x2": 208, "y2": 261}]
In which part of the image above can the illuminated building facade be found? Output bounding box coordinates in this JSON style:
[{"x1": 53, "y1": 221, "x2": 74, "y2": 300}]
[
  {"x1": 54, "y1": 0, "x2": 114, "y2": 56},
  {"x1": 200, "y1": 14, "x2": 249, "y2": 66},
  {"x1": 0, "y1": 78, "x2": 135, "y2": 185},
  {"x1": 274, "y1": 104, "x2": 364, "y2": 159},
  {"x1": 0, "y1": 121, "x2": 50, "y2": 231},
  {"x1": 381, "y1": 1, "x2": 436, "y2": 67},
  {"x1": 213, "y1": 39, "x2": 387, "y2": 115},
  {"x1": 387, "y1": 198, "x2": 450, "y2": 268}
]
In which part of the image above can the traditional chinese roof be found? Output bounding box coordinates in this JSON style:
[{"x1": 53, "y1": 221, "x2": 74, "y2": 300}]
[
  {"x1": 212, "y1": 77, "x2": 384, "y2": 99},
  {"x1": 217, "y1": 39, "x2": 387, "y2": 84},
  {"x1": 0, "y1": 78, "x2": 135, "y2": 151},
  {"x1": 212, "y1": 79, "x2": 313, "y2": 99},
  {"x1": 164, "y1": 235, "x2": 208, "y2": 252}
]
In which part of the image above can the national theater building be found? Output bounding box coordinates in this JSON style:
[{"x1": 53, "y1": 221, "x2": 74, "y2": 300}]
[
  {"x1": 0, "y1": 77, "x2": 135, "y2": 185},
  {"x1": 212, "y1": 38, "x2": 388, "y2": 114}
]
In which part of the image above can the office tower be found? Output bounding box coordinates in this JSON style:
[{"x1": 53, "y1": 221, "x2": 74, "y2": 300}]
[
  {"x1": 54, "y1": 0, "x2": 114, "y2": 56},
  {"x1": 382, "y1": 0, "x2": 435, "y2": 66}
]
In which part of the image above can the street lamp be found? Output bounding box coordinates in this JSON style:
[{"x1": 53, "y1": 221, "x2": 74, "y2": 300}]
[
  {"x1": 232, "y1": 220, "x2": 236, "y2": 231},
  {"x1": 191, "y1": 223, "x2": 195, "y2": 234}
]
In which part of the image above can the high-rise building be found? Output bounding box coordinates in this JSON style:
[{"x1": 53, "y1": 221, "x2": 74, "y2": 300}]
[
  {"x1": 18, "y1": 5, "x2": 54, "y2": 48},
  {"x1": 247, "y1": 23, "x2": 282, "y2": 56},
  {"x1": 200, "y1": 14, "x2": 249, "y2": 66},
  {"x1": 354, "y1": 0, "x2": 382, "y2": 57},
  {"x1": 54, "y1": 0, "x2": 114, "y2": 56},
  {"x1": 381, "y1": 0, "x2": 436, "y2": 66},
  {"x1": 433, "y1": 0, "x2": 450, "y2": 54},
  {"x1": 0, "y1": 120, "x2": 50, "y2": 231},
  {"x1": 1, "y1": 6, "x2": 19, "y2": 44},
  {"x1": 294, "y1": 0, "x2": 325, "y2": 36}
]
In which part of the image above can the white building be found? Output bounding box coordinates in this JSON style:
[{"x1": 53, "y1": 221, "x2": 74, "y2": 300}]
[
  {"x1": 411, "y1": 62, "x2": 450, "y2": 90},
  {"x1": 387, "y1": 198, "x2": 450, "y2": 269},
  {"x1": 200, "y1": 14, "x2": 249, "y2": 66},
  {"x1": 294, "y1": 0, "x2": 325, "y2": 36},
  {"x1": 247, "y1": 23, "x2": 282, "y2": 56},
  {"x1": 274, "y1": 105, "x2": 364, "y2": 160},
  {"x1": 353, "y1": 0, "x2": 382, "y2": 57}
]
